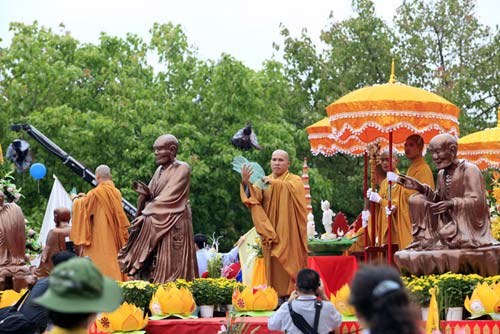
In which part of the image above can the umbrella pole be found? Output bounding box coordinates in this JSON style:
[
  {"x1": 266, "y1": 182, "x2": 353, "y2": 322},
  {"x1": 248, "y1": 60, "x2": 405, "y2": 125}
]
[
  {"x1": 387, "y1": 131, "x2": 393, "y2": 265},
  {"x1": 363, "y1": 151, "x2": 368, "y2": 262}
]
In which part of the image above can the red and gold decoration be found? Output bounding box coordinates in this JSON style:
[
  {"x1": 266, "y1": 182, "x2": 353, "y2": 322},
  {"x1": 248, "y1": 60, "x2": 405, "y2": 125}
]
[{"x1": 330, "y1": 284, "x2": 355, "y2": 317}]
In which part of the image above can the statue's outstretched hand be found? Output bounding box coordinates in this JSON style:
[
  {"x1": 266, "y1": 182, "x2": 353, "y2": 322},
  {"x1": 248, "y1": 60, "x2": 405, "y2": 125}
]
[{"x1": 397, "y1": 175, "x2": 422, "y2": 191}]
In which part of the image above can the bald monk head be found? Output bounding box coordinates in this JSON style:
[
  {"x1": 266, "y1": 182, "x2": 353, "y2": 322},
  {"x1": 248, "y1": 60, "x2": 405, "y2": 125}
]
[
  {"x1": 270, "y1": 150, "x2": 290, "y2": 178},
  {"x1": 428, "y1": 134, "x2": 458, "y2": 170},
  {"x1": 95, "y1": 165, "x2": 112, "y2": 185},
  {"x1": 379, "y1": 149, "x2": 399, "y2": 173},
  {"x1": 54, "y1": 207, "x2": 71, "y2": 228},
  {"x1": 153, "y1": 134, "x2": 179, "y2": 167}
]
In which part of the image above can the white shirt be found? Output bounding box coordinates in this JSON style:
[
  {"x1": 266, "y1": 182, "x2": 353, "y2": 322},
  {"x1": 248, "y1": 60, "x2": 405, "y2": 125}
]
[
  {"x1": 268, "y1": 295, "x2": 342, "y2": 334},
  {"x1": 196, "y1": 246, "x2": 240, "y2": 277}
]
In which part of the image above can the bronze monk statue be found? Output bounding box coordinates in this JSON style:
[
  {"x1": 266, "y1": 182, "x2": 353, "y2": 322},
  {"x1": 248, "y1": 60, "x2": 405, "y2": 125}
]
[
  {"x1": 395, "y1": 134, "x2": 499, "y2": 275},
  {"x1": 397, "y1": 133, "x2": 496, "y2": 250},
  {"x1": 0, "y1": 191, "x2": 35, "y2": 290},
  {"x1": 36, "y1": 207, "x2": 72, "y2": 278},
  {"x1": 118, "y1": 134, "x2": 198, "y2": 282}
]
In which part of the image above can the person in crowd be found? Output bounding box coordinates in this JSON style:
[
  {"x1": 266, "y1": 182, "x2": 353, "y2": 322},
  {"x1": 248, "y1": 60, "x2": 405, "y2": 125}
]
[
  {"x1": 36, "y1": 207, "x2": 72, "y2": 278},
  {"x1": 349, "y1": 264, "x2": 419, "y2": 334},
  {"x1": 119, "y1": 134, "x2": 198, "y2": 282},
  {"x1": 398, "y1": 133, "x2": 496, "y2": 249},
  {"x1": 240, "y1": 149, "x2": 308, "y2": 297},
  {"x1": 33, "y1": 256, "x2": 122, "y2": 333},
  {"x1": 70, "y1": 165, "x2": 130, "y2": 280},
  {"x1": 20, "y1": 251, "x2": 77, "y2": 334},
  {"x1": 194, "y1": 233, "x2": 244, "y2": 277},
  {"x1": 268, "y1": 268, "x2": 342, "y2": 334}
]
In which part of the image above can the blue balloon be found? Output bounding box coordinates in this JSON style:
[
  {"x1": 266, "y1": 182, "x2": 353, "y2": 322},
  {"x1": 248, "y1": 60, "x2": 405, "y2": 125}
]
[{"x1": 30, "y1": 163, "x2": 47, "y2": 180}]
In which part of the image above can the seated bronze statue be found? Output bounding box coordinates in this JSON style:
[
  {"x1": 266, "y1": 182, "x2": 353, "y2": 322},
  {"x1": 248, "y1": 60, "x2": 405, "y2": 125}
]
[
  {"x1": 395, "y1": 134, "x2": 499, "y2": 275},
  {"x1": 398, "y1": 133, "x2": 496, "y2": 250}
]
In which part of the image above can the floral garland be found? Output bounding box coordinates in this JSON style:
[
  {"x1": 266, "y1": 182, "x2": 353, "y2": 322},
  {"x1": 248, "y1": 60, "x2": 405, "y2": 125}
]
[{"x1": 0, "y1": 171, "x2": 23, "y2": 203}]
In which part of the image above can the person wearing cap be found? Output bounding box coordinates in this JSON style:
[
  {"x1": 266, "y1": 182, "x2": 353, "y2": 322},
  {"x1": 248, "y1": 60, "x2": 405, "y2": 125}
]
[
  {"x1": 33, "y1": 256, "x2": 122, "y2": 333},
  {"x1": 349, "y1": 264, "x2": 419, "y2": 334}
]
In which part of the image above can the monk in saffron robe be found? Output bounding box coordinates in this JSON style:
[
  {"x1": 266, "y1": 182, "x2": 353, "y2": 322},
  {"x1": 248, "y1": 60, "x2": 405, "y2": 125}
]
[
  {"x1": 36, "y1": 207, "x2": 72, "y2": 277},
  {"x1": 70, "y1": 165, "x2": 130, "y2": 280},
  {"x1": 368, "y1": 150, "x2": 399, "y2": 246},
  {"x1": 118, "y1": 134, "x2": 198, "y2": 282},
  {"x1": 390, "y1": 134, "x2": 435, "y2": 249},
  {"x1": 398, "y1": 134, "x2": 496, "y2": 250},
  {"x1": 240, "y1": 150, "x2": 308, "y2": 297}
]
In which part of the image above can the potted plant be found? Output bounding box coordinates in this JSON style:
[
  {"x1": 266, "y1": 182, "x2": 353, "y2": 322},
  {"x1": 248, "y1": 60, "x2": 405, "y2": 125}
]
[
  {"x1": 191, "y1": 278, "x2": 221, "y2": 317},
  {"x1": 119, "y1": 280, "x2": 158, "y2": 311},
  {"x1": 436, "y1": 273, "x2": 481, "y2": 320}
]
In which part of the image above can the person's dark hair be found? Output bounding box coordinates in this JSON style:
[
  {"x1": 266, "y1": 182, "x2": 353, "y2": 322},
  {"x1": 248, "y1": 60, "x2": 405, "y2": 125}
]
[
  {"x1": 194, "y1": 233, "x2": 207, "y2": 249},
  {"x1": 51, "y1": 251, "x2": 77, "y2": 267},
  {"x1": 349, "y1": 265, "x2": 418, "y2": 334},
  {"x1": 47, "y1": 310, "x2": 94, "y2": 329},
  {"x1": 296, "y1": 268, "x2": 320, "y2": 294}
]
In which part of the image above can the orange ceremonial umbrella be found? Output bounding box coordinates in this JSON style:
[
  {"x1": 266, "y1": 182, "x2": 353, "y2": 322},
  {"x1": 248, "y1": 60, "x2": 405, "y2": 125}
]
[
  {"x1": 325, "y1": 60, "x2": 460, "y2": 263},
  {"x1": 458, "y1": 107, "x2": 500, "y2": 171},
  {"x1": 306, "y1": 118, "x2": 365, "y2": 156}
]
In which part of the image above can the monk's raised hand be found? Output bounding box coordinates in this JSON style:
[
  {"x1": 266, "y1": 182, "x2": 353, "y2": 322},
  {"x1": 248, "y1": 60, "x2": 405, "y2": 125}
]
[{"x1": 241, "y1": 164, "x2": 253, "y2": 185}]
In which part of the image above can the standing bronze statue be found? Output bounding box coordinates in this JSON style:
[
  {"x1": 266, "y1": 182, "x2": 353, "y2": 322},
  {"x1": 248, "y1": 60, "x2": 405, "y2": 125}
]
[
  {"x1": 118, "y1": 134, "x2": 198, "y2": 282},
  {"x1": 395, "y1": 134, "x2": 499, "y2": 275}
]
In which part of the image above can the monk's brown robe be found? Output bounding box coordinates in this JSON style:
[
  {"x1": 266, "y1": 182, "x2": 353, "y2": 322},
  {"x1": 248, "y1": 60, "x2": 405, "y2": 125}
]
[
  {"x1": 0, "y1": 203, "x2": 26, "y2": 266},
  {"x1": 70, "y1": 180, "x2": 130, "y2": 280},
  {"x1": 409, "y1": 160, "x2": 496, "y2": 249},
  {"x1": 240, "y1": 172, "x2": 308, "y2": 297},
  {"x1": 36, "y1": 223, "x2": 71, "y2": 277},
  {"x1": 118, "y1": 160, "x2": 198, "y2": 283}
]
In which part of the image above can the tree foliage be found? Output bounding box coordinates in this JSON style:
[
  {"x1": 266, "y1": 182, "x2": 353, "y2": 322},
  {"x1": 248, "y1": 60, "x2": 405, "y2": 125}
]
[{"x1": 1, "y1": 0, "x2": 499, "y2": 249}]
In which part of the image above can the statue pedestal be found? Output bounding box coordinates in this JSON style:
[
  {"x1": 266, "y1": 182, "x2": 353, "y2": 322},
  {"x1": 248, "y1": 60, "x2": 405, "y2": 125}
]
[
  {"x1": 395, "y1": 245, "x2": 500, "y2": 276},
  {"x1": 0, "y1": 265, "x2": 36, "y2": 291}
]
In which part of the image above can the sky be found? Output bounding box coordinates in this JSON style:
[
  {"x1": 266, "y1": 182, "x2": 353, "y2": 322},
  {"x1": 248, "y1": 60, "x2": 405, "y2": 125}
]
[{"x1": 0, "y1": 0, "x2": 498, "y2": 70}]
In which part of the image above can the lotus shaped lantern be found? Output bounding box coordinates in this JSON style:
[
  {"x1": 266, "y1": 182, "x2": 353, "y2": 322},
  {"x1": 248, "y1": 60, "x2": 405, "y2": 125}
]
[
  {"x1": 464, "y1": 282, "x2": 500, "y2": 320},
  {"x1": 96, "y1": 302, "x2": 148, "y2": 333},
  {"x1": 232, "y1": 286, "x2": 278, "y2": 311},
  {"x1": 330, "y1": 284, "x2": 356, "y2": 317},
  {"x1": 0, "y1": 289, "x2": 25, "y2": 308},
  {"x1": 149, "y1": 285, "x2": 196, "y2": 316}
]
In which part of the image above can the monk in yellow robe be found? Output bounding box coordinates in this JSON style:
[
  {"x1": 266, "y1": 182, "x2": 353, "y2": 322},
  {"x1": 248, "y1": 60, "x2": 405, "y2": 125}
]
[
  {"x1": 36, "y1": 207, "x2": 71, "y2": 277},
  {"x1": 70, "y1": 165, "x2": 130, "y2": 281},
  {"x1": 240, "y1": 149, "x2": 308, "y2": 297},
  {"x1": 391, "y1": 134, "x2": 435, "y2": 249},
  {"x1": 368, "y1": 151, "x2": 399, "y2": 246}
]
